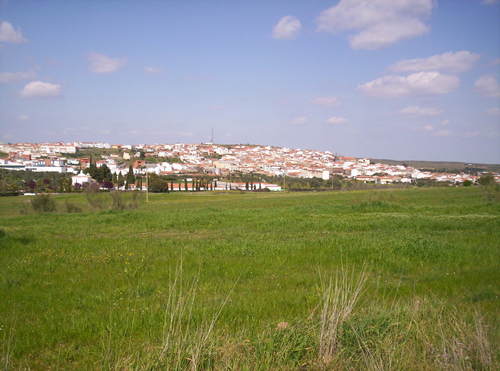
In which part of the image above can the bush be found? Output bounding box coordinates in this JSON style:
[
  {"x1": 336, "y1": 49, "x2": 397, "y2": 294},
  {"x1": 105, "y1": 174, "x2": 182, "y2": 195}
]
[
  {"x1": 64, "y1": 200, "x2": 82, "y2": 213},
  {"x1": 478, "y1": 174, "x2": 495, "y2": 186},
  {"x1": 129, "y1": 191, "x2": 142, "y2": 209},
  {"x1": 84, "y1": 182, "x2": 108, "y2": 210},
  {"x1": 481, "y1": 183, "x2": 500, "y2": 204},
  {"x1": 463, "y1": 180, "x2": 473, "y2": 187},
  {"x1": 110, "y1": 191, "x2": 126, "y2": 210},
  {"x1": 110, "y1": 191, "x2": 143, "y2": 210},
  {"x1": 31, "y1": 194, "x2": 56, "y2": 213},
  {"x1": 19, "y1": 202, "x2": 30, "y2": 215}
]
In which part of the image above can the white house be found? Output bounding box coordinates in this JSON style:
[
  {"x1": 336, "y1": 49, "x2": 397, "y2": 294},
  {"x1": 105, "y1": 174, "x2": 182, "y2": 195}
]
[
  {"x1": 71, "y1": 171, "x2": 93, "y2": 186},
  {"x1": 261, "y1": 183, "x2": 282, "y2": 191}
]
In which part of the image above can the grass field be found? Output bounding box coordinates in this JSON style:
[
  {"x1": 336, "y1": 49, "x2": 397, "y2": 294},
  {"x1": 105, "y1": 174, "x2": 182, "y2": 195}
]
[{"x1": 1, "y1": 188, "x2": 499, "y2": 370}]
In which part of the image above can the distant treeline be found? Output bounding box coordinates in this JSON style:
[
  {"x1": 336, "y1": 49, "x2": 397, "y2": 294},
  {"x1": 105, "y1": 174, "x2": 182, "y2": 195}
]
[
  {"x1": 0, "y1": 168, "x2": 491, "y2": 196},
  {"x1": 0, "y1": 169, "x2": 72, "y2": 194},
  {"x1": 371, "y1": 158, "x2": 500, "y2": 174}
]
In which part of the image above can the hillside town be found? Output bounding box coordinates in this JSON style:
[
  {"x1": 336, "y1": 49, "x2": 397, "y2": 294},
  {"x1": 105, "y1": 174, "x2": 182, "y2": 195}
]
[{"x1": 0, "y1": 141, "x2": 497, "y2": 190}]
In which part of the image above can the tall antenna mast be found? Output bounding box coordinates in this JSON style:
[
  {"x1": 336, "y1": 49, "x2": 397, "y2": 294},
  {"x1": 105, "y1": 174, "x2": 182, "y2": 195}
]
[{"x1": 210, "y1": 128, "x2": 214, "y2": 143}]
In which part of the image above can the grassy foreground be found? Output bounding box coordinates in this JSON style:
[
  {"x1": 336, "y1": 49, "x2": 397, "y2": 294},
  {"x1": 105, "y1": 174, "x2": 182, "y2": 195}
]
[{"x1": 0, "y1": 188, "x2": 499, "y2": 370}]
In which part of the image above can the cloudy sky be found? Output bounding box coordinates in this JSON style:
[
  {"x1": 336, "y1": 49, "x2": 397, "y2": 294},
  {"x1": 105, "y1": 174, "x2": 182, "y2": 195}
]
[{"x1": 1, "y1": 0, "x2": 499, "y2": 163}]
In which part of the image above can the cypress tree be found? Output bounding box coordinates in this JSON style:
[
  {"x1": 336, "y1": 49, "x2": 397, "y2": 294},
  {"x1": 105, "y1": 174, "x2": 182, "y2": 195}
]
[
  {"x1": 126, "y1": 165, "x2": 135, "y2": 189},
  {"x1": 118, "y1": 173, "x2": 125, "y2": 188}
]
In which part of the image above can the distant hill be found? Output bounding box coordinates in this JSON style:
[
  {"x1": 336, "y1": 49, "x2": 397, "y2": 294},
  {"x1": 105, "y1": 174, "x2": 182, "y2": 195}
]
[{"x1": 370, "y1": 158, "x2": 500, "y2": 173}]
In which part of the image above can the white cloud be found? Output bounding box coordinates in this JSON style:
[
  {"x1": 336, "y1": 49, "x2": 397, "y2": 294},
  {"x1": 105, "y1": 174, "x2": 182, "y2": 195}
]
[
  {"x1": 312, "y1": 96, "x2": 339, "y2": 106},
  {"x1": 400, "y1": 105, "x2": 442, "y2": 116},
  {"x1": 272, "y1": 16, "x2": 302, "y2": 40},
  {"x1": 390, "y1": 51, "x2": 480, "y2": 73},
  {"x1": 88, "y1": 53, "x2": 126, "y2": 74},
  {"x1": 359, "y1": 72, "x2": 459, "y2": 97},
  {"x1": 20, "y1": 81, "x2": 61, "y2": 98},
  {"x1": 0, "y1": 21, "x2": 27, "y2": 43},
  {"x1": 475, "y1": 75, "x2": 500, "y2": 97},
  {"x1": 291, "y1": 116, "x2": 308, "y2": 125},
  {"x1": 316, "y1": 0, "x2": 433, "y2": 50},
  {"x1": 433, "y1": 129, "x2": 451, "y2": 137},
  {"x1": 326, "y1": 116, "x2": 347, "y2": 125},
  {"x1": 17, "y1": 114, "x2": 29, "y2": 121},
  {"x1": 423, "y1": 124, "x2": 434, "y2": 131},
  {"x1": 482, "y1": 0, "x2": 499, "y2": 4},
  {"x1": 0, "y1": 70, "x2": 35, "y2": 83},
  {"x1": 144, "y1": 66, "x2": 162, "y2": 74},
  {"x1": 486, "y1": 107, "x2": 500, "y2": 116},
  {"x1": 420, "y1": 119, "x2": 448, "y2": 133}
]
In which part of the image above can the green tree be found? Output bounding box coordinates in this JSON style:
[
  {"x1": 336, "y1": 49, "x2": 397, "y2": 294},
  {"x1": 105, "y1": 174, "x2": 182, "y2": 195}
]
[
  {"x1": 117, "y1": 173, "x2": 125, "y2": 188},
  {"x1": 100, "y1": 164, "x2": 112, "y2": 183},
  {"x1": 126, "y1": 166, "x2": 135, "y2": 189},
  {"x1": 478, "y1": 174, "x2": 495, "y2": 186},
  {"x1": 149, "y1": 174, "x2": 168, "y2": 192},
  {"x1": 84, "y1": 163, "x2": 98, "y2": 180}
]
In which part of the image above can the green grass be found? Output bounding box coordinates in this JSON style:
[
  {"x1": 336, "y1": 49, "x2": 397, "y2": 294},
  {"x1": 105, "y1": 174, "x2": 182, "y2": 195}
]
[{"x1": 1, "y1": 188, "x2": 499, "y2": 369}]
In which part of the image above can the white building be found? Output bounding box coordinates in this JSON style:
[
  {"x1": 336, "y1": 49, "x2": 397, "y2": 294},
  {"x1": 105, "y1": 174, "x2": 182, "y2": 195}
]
[{"x1": 71, "y1": 172, "x2": 93, "y2": 186}]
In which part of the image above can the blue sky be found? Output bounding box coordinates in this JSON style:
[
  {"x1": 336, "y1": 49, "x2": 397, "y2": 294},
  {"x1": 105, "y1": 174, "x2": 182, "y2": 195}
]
[{"x1": 1, "y1": 0, "x2": 499, "y2": 162}]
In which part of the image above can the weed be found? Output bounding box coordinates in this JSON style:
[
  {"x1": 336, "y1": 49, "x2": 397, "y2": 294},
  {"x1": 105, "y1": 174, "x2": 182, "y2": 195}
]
[
  {"x1": 318, "y1": 267, "x2": 367, "y2": 366},
  {"x1": 110, "y1": 191, "x2": 125, "y2": 211},
  {"x1": 64, "y1": 200, "x2": 82, "y2": 213},
  {"x1": 84, "y1": 182, "x2": 108, "y2": 210},
  {"x1": 30, "y1": 194, "x2": 56, "y2": 213}
]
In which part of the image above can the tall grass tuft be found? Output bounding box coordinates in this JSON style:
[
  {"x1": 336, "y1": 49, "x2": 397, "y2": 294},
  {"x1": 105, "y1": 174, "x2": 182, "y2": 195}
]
[
  {"x1": 318, "y1": 267, "x2": 367, "y2": 366},
  {"x1": 101, "y1": 262, "x2": 231, "y2": 370},
  {"x1": 432, "y1": 310, "x2": 493, "y2": 370},
  {"x1": 30, "y1": 194, "x2": 56, "y2": 213},
  {"x1": 64, "y1": 200, "x2": 82, "y2": 213},
  {"x1": 110, "y1": 191, "x2": 126, "y2": 211},
  {"x1": 84, "y1": 183, "x2": 108, "y2": 210}
]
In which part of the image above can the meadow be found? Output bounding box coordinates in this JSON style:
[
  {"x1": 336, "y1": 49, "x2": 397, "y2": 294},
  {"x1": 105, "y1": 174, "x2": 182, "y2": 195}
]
[{"x1": 0, "y1": 187, "x2": 499, "y2": 370}]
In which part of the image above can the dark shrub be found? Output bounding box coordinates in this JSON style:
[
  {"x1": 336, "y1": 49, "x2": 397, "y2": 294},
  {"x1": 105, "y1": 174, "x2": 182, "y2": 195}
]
[
  {"x1": 110, "y1": 191, "x2": 143, "y2": 210},
  {"x1": 110, "y1": 191, "x2": 126, "y2": 210},
  {"x1": 31, "y1": 194, "x2": 56, "y2": 213},
  {"x1": 129, "y1": 191, "x2": 142, "y2": 209},
  {"x1": 19, "y1": 202, "x2": 30, "y2": 215},
  {"x1": 65, "y1": 200, "x2": 82, "y2": 213},
  {"x1": 84, "y1": 182, "x2": 107, "y2": 210},
  {"x1": 478, "y1": 174, "x2": 495, "y2": 186},
  {"x1": 101, "y1": 181, "x2": 114, "y2": 190}
]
